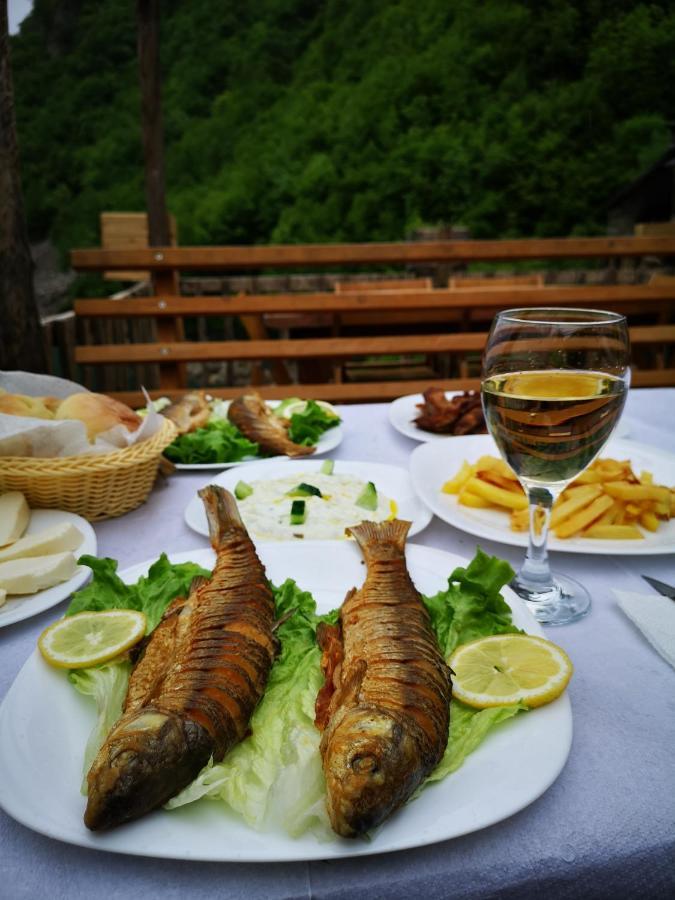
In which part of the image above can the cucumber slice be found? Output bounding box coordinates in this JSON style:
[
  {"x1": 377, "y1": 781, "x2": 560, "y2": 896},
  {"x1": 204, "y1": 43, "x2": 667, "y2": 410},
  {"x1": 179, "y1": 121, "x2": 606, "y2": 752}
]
[
  {"x1": 234, "y1": 480, "x2": 253, "y2": 500},
  {"x1": 355, "y1": 481, "x2": 378, "y2": 511},
  {"x1": 290, "y1": 499, "x2": 307, "y2": 525},
  {"x1": 287, "y1": 482, "x2": 323, "y2": 498},
  {"x1": 320, "y1": 459, "x2": 335, "y2": 475}
]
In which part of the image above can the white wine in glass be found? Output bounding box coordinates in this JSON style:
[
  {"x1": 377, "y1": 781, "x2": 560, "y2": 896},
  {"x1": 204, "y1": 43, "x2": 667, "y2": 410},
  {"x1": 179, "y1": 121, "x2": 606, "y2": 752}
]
[{"x1": 481, "y1": 308, "x2": 630, "y2": 625}]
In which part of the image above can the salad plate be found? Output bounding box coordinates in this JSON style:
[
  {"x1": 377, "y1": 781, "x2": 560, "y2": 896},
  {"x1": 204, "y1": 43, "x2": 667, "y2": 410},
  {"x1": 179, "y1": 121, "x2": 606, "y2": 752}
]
[
  {"x1": 183, "y1": 458, "x2": 433, "y2": 539},
  {"x1": 0, "y1": 542, "x2": 572, "y2": 862},
  {"x1": 167, "y1": 398, "x2": 344, "y2": 470},
  {"x1": 409, "y1": 435, "x2": 675, "y2": 555},
  {"x1": 0, "y1": 509, "x2": 97, "y2": 628}
]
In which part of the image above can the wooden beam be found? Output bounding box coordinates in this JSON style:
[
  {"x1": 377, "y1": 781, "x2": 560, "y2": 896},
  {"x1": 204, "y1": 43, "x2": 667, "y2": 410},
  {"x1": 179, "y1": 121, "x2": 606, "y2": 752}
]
[
  {"x1": 75, "y1": 332, "x2": 489, "y2": 365},
  {"x1": 74, "y1": 284, "x2": 675, "y2": 318},
  {"x1": 70, "y1": 236, "x2": 675, "y2": 272}
]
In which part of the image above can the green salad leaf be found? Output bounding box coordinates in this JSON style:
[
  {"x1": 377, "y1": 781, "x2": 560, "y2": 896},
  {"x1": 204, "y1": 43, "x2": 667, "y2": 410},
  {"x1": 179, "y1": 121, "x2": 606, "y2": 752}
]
[
  {"x1": 164, "y1": 419, "x2": 259, "y2": 465},
  {"x1": 69, "y1": 548, "x2": 524, "y2": 839},
  {"x1": 287, "y1": 400, "x2": 340, "y2": 446},
  {"x1": 69, "y1": 661, "x2": 132, "y2": 794},
  {"x1": 68, "y1": 554, "x2": 210, "y2": 632}
]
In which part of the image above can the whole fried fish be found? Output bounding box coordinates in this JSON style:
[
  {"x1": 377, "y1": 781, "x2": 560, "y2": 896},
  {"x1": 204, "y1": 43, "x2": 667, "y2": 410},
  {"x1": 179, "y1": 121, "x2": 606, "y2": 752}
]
[
  {"x1": 227, "y1": 392, "x2": 315, "y2": 457},
  {"x1": 84, "y1": 486, "x2": 277, "y2": 830},
  {"x1": 315, "y1": 520, "x2": 452, "y2": 837}
]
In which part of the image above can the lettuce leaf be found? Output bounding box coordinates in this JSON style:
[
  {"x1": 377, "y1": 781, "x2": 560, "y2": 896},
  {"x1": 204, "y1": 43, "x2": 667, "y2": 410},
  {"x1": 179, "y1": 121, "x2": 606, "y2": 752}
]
[
  {"x1": 67, "y1": 554, "x2": 211, "y2": 632},
  {"x1": 68, "y1": 661, "x2": 132, "y2": 793},
  {"x1": 287, "y1": 400, "x2": 340, "y2": 446},
  {"x1": 164, "y1": 419, "x2": 259, "y2": 464}
]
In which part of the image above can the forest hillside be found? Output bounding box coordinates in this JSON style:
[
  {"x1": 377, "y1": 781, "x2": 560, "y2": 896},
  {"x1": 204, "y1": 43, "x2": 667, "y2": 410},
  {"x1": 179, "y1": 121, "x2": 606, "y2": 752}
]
[{"x1": 10, "y1": 0, "x2": 675, "y2": 256}]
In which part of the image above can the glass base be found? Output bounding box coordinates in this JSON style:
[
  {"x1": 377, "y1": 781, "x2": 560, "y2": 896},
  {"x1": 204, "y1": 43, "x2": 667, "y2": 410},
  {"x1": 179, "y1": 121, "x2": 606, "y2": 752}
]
[{"x1": 510, "y1": 572, "x2": 591, "y2": 626}]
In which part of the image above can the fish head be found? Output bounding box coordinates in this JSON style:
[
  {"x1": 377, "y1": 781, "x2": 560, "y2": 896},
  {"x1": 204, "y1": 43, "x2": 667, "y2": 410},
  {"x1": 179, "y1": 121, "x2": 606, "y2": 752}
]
[
  {"x1": 322, "y1": 706, "x2": 419, "y2": 838},
  {"x1": 84, "y1": 710, "x2": 212, "y2": 830}
]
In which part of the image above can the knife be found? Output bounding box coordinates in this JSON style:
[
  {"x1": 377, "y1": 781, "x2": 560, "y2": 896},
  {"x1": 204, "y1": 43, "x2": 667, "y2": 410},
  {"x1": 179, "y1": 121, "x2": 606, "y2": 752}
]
[{"x1": 641, "y1": 575, "x2": 675, "y2": 601}]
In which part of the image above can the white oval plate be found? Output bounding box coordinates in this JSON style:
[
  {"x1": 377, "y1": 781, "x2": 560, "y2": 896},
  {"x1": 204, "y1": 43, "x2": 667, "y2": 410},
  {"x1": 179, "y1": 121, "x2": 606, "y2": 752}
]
[
  {"x1": 410, "y1": 435, "x2": 675, "y2": 555},
  {"x1": 0, "y1": 509, "x2": 97, "y2": 628},
  {"x1": 0, "y1": 542, "x2": 572, "y2": 862},
  {"x1": 184, "y1": 458, "x2": 433, "y2": 540},
  {"x1": 389, "y1": 392, "x2": 630, "y2": 443},
  {"x1": 172, "y1": 399, "x2": 343, "y2": 470},
  {"x1": 388, "y1": 391, "x2": 477, "y2": 442}
]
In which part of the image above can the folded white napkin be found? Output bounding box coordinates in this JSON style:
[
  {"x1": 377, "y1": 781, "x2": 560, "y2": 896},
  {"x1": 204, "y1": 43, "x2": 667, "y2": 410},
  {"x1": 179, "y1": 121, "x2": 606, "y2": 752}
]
[{"x1": 614, "y1": 589, "x2": 675, "y2": 670}]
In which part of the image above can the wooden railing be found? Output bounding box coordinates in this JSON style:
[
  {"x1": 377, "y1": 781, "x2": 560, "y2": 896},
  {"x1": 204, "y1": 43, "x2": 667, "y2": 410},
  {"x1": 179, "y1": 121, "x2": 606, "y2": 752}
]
[{"x1": 69, "y1": 236, "x2": 675, "y2": 401}]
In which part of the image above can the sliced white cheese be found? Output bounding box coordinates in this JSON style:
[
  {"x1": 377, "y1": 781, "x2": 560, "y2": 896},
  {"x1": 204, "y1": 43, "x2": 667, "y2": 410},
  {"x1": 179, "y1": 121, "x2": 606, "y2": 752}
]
[
  {"x1": 0, "y1": 552, "x2": 77, "y2": 595},
  {"x1": 0, "y1": 493, "x2": 30, "y2": 546},
  {"x1": 0, "y1": 521, "x2": 83, "y2": 563},
  {"x1": 0, "y1": 588, "x2": 6, "y2": 608}
]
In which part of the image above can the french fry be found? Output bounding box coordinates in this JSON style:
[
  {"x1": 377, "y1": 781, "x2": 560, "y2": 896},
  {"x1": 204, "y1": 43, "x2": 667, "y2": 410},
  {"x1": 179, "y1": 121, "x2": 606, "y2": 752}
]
[
  {"x1": 457, "y1": 489, "x2": 493, "y2": 509},
  {"x1": 443, "y1": 454, "x2": 674, "y2": 541},
  {"x1": 583, "y1": 524, "x2": 644, "y2": 540},
  {"x1": 464, "y1": 477, "x2": 529, "y2": 511},
  {"x1": 549, "y1": 484, "x2": 603, "y2": 529},
  {"x1": 603, "y1": 482, "x2": 670, "y2": 503},
  {"x1": 475, "y1": 456, "x2": 517, "y2": 480},
  {"x1": 553, "y1": 494, "x2": 614, "y2": 539},
  {"x1": 639, "y1": 510, "x2": 660, "y2": 532},
  {"x1": 442, "y1": 461, "x2": 475, "y2": 495}
]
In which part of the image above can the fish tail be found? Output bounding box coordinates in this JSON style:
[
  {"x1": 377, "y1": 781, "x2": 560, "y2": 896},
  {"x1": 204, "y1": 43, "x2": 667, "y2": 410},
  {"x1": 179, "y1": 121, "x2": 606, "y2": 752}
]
[
  {"x1": 346, "y1": 519, "x2": 411, "y2": 559},
  {"x1": 198, "y1": 485, "x2": 245, "y2": 549}
]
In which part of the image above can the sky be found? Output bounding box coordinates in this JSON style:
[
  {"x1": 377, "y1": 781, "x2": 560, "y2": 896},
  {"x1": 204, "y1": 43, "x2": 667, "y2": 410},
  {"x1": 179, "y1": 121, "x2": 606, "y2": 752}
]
[{"x1": 8, "y1": 0, "x2": 33, "y2": 35}]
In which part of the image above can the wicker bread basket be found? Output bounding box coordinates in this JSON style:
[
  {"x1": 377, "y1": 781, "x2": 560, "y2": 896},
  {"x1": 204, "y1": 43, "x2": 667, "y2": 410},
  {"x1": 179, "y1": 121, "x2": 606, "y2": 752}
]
[{"x1": 0, "y1": 417, "x2": 177, "y2": 521}]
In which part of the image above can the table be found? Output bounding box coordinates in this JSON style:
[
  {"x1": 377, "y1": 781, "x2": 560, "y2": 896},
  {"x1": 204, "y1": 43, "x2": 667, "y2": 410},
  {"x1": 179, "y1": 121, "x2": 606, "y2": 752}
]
[{"x1": 1, "y1": 389, "x2": 674, "y2": 900}]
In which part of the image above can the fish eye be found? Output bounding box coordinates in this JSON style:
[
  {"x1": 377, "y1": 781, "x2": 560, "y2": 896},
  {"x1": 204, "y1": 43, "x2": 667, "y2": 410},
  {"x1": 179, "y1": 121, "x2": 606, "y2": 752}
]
[{"x1": 350, "y1": 754, "x2": 379, "y2": 774}]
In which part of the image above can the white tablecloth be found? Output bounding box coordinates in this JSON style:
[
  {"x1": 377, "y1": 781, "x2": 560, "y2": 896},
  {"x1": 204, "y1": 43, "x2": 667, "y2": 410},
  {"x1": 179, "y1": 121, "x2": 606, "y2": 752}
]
[{"x1": 1, "y1": 388, "x2": 674, "y2": 900}]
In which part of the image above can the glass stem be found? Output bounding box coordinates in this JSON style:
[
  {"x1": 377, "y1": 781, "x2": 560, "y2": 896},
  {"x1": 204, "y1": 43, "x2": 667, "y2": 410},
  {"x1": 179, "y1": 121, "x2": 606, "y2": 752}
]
[{"x1": 514, "y1": 486, "x2": 558, "y2": 597}]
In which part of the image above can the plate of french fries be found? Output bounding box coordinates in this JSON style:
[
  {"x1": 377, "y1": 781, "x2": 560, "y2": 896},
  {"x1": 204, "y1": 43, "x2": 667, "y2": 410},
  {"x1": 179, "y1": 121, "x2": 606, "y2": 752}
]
[{"x1": 409, "y1": 435, "x2": 675, "y2": 555}]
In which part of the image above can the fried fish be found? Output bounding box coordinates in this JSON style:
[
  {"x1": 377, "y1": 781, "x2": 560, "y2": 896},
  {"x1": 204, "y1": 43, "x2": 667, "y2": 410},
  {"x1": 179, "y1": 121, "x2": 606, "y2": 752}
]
[
  {"x1": 84, "y1": 485, "x2": 277, "y2": 830},
  {"x1": 315, "y1": 520, "x2": 452, "y2": 837},
  {"x1": 227, "y1": 392, "x2": 315, "y2": 457},
  {"x1": 162, "y1": 391, "x2": 211, "y2": 434}
]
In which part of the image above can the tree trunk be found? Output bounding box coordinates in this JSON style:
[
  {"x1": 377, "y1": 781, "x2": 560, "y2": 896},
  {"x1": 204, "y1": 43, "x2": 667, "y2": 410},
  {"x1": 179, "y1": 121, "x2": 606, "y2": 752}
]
[
  {"x1": 137, "y1": 0, "x2": 171, "y2": 247},
  {"x1": 0, "y1": 2, "x2": 47, "y2": 373}
]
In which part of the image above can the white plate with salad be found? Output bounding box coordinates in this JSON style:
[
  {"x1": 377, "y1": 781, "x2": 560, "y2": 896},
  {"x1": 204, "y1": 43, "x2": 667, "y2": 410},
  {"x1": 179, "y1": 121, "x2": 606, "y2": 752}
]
[
  {"x1": 164, "y1": 398, "x2": 344, "y2": 470},
  {"x1": 0, "y1": 542, "x2": 572, "y2": 861},
  {"x1": 183, "y1": 458, "x2": 433, "y2": 541}
]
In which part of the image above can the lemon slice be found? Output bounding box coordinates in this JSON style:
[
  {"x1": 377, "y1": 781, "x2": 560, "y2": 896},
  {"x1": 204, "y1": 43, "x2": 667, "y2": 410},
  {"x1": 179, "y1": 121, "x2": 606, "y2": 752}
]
[
  {"x1": 282, "y1": 399, "x2": 339, "y2": 419},
  {"x1": 38, "y1": 610, "x2": 147, "y2": 669},
  {"x1": 448, "y1": 634, "x2": 573, "y2": 709}
]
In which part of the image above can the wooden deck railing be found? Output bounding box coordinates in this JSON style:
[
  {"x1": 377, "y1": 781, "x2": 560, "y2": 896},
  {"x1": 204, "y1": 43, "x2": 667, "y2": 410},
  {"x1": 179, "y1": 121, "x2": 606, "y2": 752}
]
[{"x1": 69, "y1": 236, "x2": 675, "y2": 401}]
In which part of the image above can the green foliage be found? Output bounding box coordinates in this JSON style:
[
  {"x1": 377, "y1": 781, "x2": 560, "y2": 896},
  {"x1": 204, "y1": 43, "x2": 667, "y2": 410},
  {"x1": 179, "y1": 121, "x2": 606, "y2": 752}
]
[{"x1": 10, "y1": 0, "x2": 675, "y2": 254}]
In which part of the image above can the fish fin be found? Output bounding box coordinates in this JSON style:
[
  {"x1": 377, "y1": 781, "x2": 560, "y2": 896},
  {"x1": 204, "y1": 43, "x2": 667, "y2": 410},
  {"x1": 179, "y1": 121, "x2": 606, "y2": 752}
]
[
  {"x1": 334, "y1": 657, "x2": 367, "y2": 709},
  {"x1": 188, "y1": 575, "x2": 210, "y2": 595},
  {"x1": 346, "y1": 519, "x2": 412, "y2": 557},
  {"x1": 198, "y1": 485, "x2": 245, "y2": 548}
]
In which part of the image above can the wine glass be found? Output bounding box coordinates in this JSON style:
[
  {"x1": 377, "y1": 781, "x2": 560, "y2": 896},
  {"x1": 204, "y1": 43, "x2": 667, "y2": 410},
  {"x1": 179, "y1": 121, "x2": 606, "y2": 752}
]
[{"x1": 481, "y1": 308, "x2": 630, "y2": 625}]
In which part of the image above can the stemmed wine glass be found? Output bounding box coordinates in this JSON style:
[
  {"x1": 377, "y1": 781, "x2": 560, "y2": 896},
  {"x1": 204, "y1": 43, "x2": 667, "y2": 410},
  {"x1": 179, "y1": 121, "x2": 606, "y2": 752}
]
[{"x1": 481, "y1": 308, "x2": 630, "y2": 625}]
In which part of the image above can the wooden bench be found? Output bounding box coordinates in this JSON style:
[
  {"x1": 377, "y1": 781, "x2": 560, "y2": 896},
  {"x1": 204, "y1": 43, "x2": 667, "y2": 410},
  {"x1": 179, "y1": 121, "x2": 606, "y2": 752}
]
[{"x1": 70, "y1": 236, "x2": 675, "y2": 402}]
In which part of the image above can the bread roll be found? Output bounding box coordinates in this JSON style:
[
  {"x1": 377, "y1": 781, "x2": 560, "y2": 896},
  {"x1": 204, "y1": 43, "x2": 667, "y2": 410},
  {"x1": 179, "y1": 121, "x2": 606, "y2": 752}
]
[
  {"x1": 0, "y1": 393, "x2": 59, "y2": 420},
  {"x1": 55, "y1": 392, "x2": 142, "y2": 441}
]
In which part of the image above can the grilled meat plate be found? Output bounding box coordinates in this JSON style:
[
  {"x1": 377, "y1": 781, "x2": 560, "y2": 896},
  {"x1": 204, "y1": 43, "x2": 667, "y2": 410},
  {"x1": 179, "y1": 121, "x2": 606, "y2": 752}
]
[
  {"x1": 315, "y1": 520, "x2": 452, "y2": 837},
  {"x1": 227, "y1": 392, "x2": 315, "y2": 457},
  {"x1": 414, "y1": 388, "x2": 486, "y2": 435},
  {"x1": 162, "y1": 391, "x2": 211, "y2": 434},
  {"x1": 84, "y1": 485, "x2": 277, "y2": 830}
]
